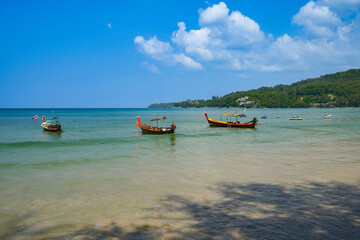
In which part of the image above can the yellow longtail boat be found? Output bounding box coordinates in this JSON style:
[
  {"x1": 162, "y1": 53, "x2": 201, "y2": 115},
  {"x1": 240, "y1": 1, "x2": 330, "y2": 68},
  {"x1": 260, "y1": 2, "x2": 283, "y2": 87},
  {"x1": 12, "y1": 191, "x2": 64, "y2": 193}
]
[{"x1": 205, "y1": 113, "x2": 257, "y2": 128}]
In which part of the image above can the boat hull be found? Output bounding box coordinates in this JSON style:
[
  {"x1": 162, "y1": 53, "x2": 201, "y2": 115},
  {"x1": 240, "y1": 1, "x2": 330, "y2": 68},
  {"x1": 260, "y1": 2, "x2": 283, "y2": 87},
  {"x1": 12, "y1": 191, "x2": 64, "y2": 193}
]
[
  {"x1": 205, "y1": 113, "x2": 257, "y2": 128},
  {"x1": 41, "y1": 124, "x2": 61, "y2": 131},
  {"x1": 140, "y1": 126, "x2": 175, "y2": 134},
  {"x1": 136, "y1": 116, "x2": 176, "y2": 134}
]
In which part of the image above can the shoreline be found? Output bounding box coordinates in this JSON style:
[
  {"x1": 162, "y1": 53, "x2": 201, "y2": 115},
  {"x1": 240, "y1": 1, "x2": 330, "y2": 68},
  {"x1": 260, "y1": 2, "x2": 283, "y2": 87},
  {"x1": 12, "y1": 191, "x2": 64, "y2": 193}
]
[{"x1": 148, "y1": 106, "x2": 360, "y2": 109}]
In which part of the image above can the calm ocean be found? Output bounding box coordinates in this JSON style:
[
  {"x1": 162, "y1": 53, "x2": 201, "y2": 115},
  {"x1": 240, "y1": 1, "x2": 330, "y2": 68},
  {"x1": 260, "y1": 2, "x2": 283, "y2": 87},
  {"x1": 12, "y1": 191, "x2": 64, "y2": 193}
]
[{"x1": 1, "y1": 108, "x2": 360, "y2": 239}]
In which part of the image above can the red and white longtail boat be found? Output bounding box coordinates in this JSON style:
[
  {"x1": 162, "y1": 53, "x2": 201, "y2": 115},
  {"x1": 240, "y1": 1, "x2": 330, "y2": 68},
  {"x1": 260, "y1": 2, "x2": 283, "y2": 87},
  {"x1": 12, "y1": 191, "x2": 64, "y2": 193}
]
[{"x1": 136, "y1": 116, "x2": 176, "y2": 134}]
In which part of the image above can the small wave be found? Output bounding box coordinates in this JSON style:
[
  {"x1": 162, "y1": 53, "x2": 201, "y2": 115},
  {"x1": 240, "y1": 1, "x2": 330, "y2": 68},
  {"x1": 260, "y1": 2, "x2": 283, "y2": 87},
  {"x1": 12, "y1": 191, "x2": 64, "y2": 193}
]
[
  {"x1": 0, "y1": 154, "x2": 136, "y2": 169},
  {"x1": 177, "y1": 129, "x2": 255, "y2": 138},
  {"x1": 0, "y1": 137, "x2": 135, "y2": 148},
  {"x1": 0, "y1": 163, "x2": 18, "y2": 168}
]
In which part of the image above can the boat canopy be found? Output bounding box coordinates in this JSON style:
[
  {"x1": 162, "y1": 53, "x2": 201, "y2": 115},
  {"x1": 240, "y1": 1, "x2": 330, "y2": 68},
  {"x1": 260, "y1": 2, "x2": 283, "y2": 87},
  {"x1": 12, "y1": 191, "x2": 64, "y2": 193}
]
[
  {"x1": 47, "y1": 116, "x2": 60, "y2": 125},
  {"x1": 150, "y1": 117, "x2": 167, "y2": 121},
  {"x1": 223, "y1": 113, "x2": 245, "y2": 117},
  {"x1": 223, "y1": 112, "x2": 245, "y2": 117},
  {"x1": 224, "y1": 114, "x2": 245, "y2": 117}
]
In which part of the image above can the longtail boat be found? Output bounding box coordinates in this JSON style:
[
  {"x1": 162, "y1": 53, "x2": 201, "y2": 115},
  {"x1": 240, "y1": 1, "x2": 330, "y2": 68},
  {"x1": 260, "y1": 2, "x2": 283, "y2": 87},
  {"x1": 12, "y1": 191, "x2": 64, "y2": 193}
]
[
  {"x1": 136, "y1": 116, "x2": 176, "y2": 134},
  {"x1": 41, "y1": 116, "x2": 62, "y2": 131},
  {"x1": 205, "y1": 113, "x2": 257, "y2": 128}
]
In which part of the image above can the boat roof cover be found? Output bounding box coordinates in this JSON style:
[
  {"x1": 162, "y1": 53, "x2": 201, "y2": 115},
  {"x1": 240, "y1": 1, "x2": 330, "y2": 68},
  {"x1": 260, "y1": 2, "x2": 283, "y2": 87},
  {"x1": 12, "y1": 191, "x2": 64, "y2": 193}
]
[
  {"x1": 49, "y1": 116, "x2": 60, "y2": 124},
  {"x1": 223, "y1": 113, "x2": 245, "y2": 117},
  {"x1": 150, "y1": 117, "x2": 167, "y2": 121}
]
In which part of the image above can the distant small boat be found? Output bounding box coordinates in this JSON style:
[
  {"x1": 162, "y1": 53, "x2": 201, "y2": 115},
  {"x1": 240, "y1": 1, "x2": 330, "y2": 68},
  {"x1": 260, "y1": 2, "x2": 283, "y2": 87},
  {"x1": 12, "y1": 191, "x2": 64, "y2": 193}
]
[
  {"x1": 41, "y1": 116, "x2": 62, "y2": 131},
  {"x1": 136, "y1": 116, "x2": 176, "y2": 134},
  {"x1": 290, "y1": 116, "x2": 302, "y2": 120},
  {"x1": 276, "y1": 115, "x2": 280, "y2": 118},
  {"x1": 323, "y1": 114, "x2": 332, "y2": 119},
  {"x1": 205, "y1": 113, "x2": 257, "y2": 128},
  {"x1": 261, "y1": 115, "x2": 267, "y2": 119}
]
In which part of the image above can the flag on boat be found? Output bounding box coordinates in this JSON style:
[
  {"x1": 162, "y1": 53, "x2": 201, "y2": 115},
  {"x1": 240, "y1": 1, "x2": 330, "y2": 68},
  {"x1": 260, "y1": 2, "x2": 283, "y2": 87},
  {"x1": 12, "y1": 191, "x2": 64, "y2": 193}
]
[{"x1": 32, "y1": 114, "x2": 38, "y2": 120}]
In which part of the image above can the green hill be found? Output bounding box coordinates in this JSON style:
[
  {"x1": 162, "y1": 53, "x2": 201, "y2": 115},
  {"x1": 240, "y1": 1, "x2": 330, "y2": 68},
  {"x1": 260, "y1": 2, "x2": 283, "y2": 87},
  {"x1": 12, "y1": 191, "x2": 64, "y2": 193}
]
[{"x1": 149, "y1": 69, "x2": 360, "y2": 108}]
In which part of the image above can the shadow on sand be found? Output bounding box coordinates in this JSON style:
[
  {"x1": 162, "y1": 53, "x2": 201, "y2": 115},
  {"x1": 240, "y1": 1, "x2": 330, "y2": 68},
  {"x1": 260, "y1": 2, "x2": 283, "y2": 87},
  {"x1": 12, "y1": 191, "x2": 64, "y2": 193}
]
[{"x1": 1, "y1": 181, "x2": 360, "y2": 239}]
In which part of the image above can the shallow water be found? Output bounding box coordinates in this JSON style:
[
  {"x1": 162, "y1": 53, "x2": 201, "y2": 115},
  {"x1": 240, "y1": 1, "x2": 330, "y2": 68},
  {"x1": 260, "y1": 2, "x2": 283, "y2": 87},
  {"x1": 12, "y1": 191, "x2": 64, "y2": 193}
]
[{"x1": 0, "y1": 108, "x2": 360, "y2": 239}]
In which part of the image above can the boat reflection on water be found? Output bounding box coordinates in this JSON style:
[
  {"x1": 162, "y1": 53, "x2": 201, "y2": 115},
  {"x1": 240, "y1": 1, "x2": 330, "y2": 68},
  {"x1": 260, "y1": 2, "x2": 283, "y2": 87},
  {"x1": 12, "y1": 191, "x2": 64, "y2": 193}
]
[
  {"x1": 135, "y1": 128, "x2": 176, "y2": 152},
  {"x1": 42, "y1": 129, "x2": 62, "y2": 140},
  {"x1": 170, "y1": 134, "x2": 176, "y2": 147},
  {"x1": 152, "y1": 135, "x2": 176, "y2": 148}
]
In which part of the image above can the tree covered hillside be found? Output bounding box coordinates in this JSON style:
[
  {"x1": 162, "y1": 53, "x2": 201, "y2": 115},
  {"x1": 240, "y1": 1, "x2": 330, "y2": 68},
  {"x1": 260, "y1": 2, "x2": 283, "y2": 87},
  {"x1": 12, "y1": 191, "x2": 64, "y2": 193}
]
[{"x1": 159, "y1": 69, "x2": 360, "y2": 108}]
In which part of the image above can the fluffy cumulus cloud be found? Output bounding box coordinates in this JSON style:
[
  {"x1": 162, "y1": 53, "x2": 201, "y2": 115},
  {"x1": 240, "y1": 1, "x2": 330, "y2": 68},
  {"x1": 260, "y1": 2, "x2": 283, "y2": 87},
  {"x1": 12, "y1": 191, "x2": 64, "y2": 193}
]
[
  {"x1": 199, "y1": 1, "x2": 229, "y2": 25},
  {"x1": 173, "y1": 53, "x2": 203, "y2": 70},
  {"x1": 172, "y1": 22, "x2": 215, "y2": 61},
  {"x1": 293, "y1": 1, "x2": 341, "y2": 37},
  {"x1": 134, "y1": 36, "x2": 172, "y2": 61},
  {"x1": 226, "y1": 11, "x2": 265, "y2": 46},
  {"x1": 197, "y1": 2, "x2": 265, "y2": 47},
  {"x1": 170, "y1": 1, "x2": 265, "y2": 67},
  {"x1": 135, "y1": 1, "x2": 360, "y2": 73},
  {"x1": 134, "y1": 36, "x2": 202, "y2": 70}
]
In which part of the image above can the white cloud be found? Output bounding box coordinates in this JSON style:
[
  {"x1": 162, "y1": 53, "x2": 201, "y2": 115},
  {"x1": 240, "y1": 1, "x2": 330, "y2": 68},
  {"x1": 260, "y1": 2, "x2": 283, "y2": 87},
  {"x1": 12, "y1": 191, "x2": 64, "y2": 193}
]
[
  {"x1": 293, "y1": 1, "x2": 341, "y2": 37},
  {"x1": 134, "y1": 36, "x2": 172, "y2": 60},
  {"x1": 261, "y1": 32, "x2": 360, "y2": 71},
  {"x1": 269, "y1": 34, "x2": 303, "y2": 62},
  {"x1": 170, "y1": 1, "x2": 264, "y2": 68},
  {"x1": 199, "y1": 2, "x2": 265, "y2": 47},
  {"x1": 294, "y1": 1, "x2": 340, "y2": 26},
  {"x1": 173, "y1": 54, "x2": 203, "y2": 70},
  {"x1": 226, "y1": 10, "x2": 265, "y2": 46},
  {"x1": 260, "y1": 65, "x2": 283, "y2": 72},
  {"x1": 172, "y1": 22, "x2": 217, "y2": 60},
  {"x1": 319, "y1": 0, "x2": 360, "y2": 9},
  {"x1": 141, "y1": 61, "x2": 160, "y2": 74},
  {"x1": 134, "y1": 35, "x2": 202, "y2": 70},
  {"x1": 135, "y1": 1, "x2": 360, "y2": 73},
  {"x1": 199, "y1": 2, "x2": 229, "y2": 25}
]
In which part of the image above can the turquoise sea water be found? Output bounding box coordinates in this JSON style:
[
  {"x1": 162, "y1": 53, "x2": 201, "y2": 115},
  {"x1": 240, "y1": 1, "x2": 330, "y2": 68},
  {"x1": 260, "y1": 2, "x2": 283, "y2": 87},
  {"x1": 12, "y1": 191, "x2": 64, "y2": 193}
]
[{"x1": 1, "y1": 108, "x2": 360, "y2": 239}]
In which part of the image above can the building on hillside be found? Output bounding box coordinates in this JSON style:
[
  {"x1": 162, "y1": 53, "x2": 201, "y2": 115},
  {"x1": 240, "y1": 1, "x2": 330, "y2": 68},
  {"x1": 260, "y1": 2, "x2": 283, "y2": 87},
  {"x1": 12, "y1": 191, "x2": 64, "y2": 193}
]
[
  {"x1": 311, "y1": 102, "x2": 335, "y2": 108},
  {"x1": 236, "y1": 96, "x2": 256, "y2": 106}
]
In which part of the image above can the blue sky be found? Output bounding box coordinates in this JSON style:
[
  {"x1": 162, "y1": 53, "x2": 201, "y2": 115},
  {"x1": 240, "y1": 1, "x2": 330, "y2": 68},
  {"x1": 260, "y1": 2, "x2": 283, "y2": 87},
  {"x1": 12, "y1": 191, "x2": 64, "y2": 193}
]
[{"x1": 1, "y1": 0, "x2": 360, "y2": 108}]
